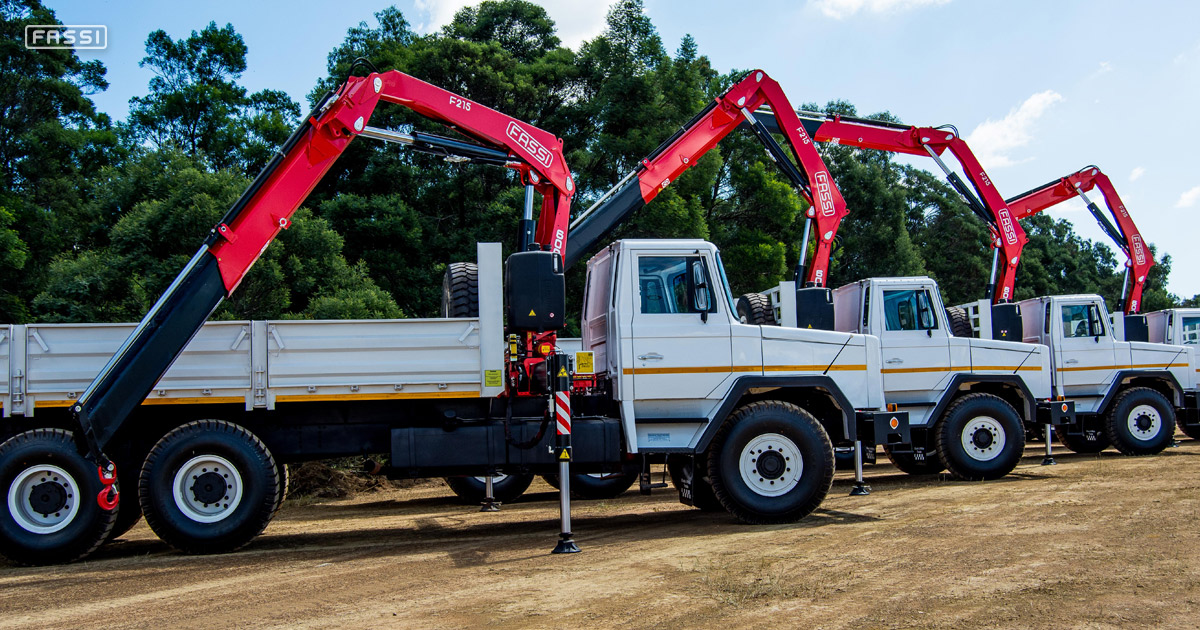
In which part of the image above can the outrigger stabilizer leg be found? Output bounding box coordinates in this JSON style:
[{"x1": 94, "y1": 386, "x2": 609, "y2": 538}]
[
  {"x1": 1041, "y1": 424, "x2": 1057, "y2": 466},
  {"x1": 550, "y1": 355, "x2": 580, "y2": 554},
  {"x1": 481, "y1": 475, "x2": 501, "y2": 512},
  {"x1": 850, "y1": 441, "x2": 871, "y2": 496}
]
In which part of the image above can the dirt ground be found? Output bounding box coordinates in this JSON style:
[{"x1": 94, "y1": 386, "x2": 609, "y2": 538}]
[{"x1": 3, "y1": 438, "x2": 1200, "y2": 630}]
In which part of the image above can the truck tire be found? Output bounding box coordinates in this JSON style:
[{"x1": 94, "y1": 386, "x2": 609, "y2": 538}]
[
  {"x1": 1105, "y1": 387, "x2": 1175, "y2": 455},
  {"x1": 934, "y1": 393, "x2": 1025, "y2": 480},
  {"x1": 1054, "y1": 426, "x2": 1110, "y2": 454},
  {"x1": 736, "y1": 293, "x2": 777, "y2": 325},
  {"x1": 1176, "y1": 417, "x2": 1200, "y2": 441},
  {"x1": 444, "y1": 474, "x2": 534, "y2": 505},
  {"x1": 106, "y1": 455, "x2": 144, "y2": 541},
  {"x1": 0, "y1": 429, "x2": 117, "y2": 565},
  {"x1": 707, "y1": 401, "x2": 834, "y2": 524},
  {"x1": 945, "y1": 306, "x2": 973, "y2": 338},
  {"x1": 272, "y1": 461, "x2": 290, "y2": 516},
  {"x1": 882, "y1": 445, "x2": 945, "y2": 475},
  {"x1": 541, "y1": 472, "x2": 638, "y2": 499},
  {"x1": 666, "y1": 455, "x2": 723, "y2": 512},
  {"x1": 442, "y1": 262, "x2": 479, "y2": 318},
  {"x1": 139, "y1": 420, "x2": 280, "y2": 555}
]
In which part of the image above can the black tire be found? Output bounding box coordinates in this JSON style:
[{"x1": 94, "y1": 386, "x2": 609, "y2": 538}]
[
  {"x1": 541, "y1": 472, "x2": 638, "y2": 500},
  {"x1": 666, "y1": 455, "x2": 723, "y2": 512},
  {"x1": 1177, "y1": 418, "x2": 1200, "y2": 440},
  {"x1": 1055, "y1": 426, "x2": 1111, "y2": 454},
  {"x1": 1105, "y1": 387, "x2": 1175, "y2": 455},
  {"x1": 272, "y1": 461, "x2": 290, "y2": 516},
  {"x1": 707, "y1": 401, "x2": 834, "y2": 524},
  {"x1": 444, "y1": 473, "x2": 534, "y2": 505},
  {"x1": 106, "y1": 455, "x2": 144, "y2": 541},
  {"x1": 0, "y1": 429, "x2": 117, "y2": 565},
  {"x1": 736, "y1": 293, "x2": 777, "y2": 326},
  {"x1": 883, "y1": 444, "x2": 945, "y2": 475},
  {"x1": 441, "y1": 262, "x2": 479, "y2": 318},
  {"x1": 139, "y1": 420, "x2": 280, "y2": 555},
  {"x1": 934, "y1": 393, "x2": 1025, "y2": 480},
  {"x1": 945, "y1": 306, "x2": 973, "y2": 338}
]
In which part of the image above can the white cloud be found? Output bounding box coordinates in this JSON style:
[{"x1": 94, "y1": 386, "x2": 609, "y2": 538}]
[
  {"x1": 412, "y1": 0, "x2": 608, "y2": 49},
  {"x1": 1176, "y1": 186, "x2": 1200, "y2": 209},
  {"x1": 811, "y1": 0, "x2": 951, "y2": 19},
  {"x1": 965, "y1": 90, "x2": 1064, "y2": 169},
  {"x1": 1090, "y1": 61, "x2": 1112, "y2": 78},
  {"x1": 1130, "y1": 166, "x2": 1145, "y2": 182}
]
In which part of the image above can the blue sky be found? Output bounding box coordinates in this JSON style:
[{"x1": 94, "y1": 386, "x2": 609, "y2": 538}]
[{"x1": 49, "y1": 0, "x2": 1200, "y2": 297}]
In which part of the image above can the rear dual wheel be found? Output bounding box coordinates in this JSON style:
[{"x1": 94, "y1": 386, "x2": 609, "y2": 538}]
[{"x1": 1106, "y1": 387, "x2": 1174, "y2": 455}]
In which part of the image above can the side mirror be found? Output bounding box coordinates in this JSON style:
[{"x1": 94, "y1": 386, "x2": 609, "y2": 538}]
[{"x1": 691, "y1": 260, "x2": 710, "y2": 320}]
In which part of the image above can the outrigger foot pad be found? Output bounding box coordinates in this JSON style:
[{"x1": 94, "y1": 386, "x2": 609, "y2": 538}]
[
  {"x1": 1041, "y1": 456, "x2": 1057, "y2": 466},
  {"x1": 552, "y1": 533, "x2": 580, "y2": 554},
  {"x1": 850, "y1": 482, "x2": 871, "y2": 496},
  {"x1": 480, "y1": 500, "x2": 501, "y2": 512}
]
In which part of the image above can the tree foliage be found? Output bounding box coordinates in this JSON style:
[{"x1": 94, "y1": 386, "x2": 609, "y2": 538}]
[{"x1": 0, "y1": 0, "x2": 1187, "y2": 332}]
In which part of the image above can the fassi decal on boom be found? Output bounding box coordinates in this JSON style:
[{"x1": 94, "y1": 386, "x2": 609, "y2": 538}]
[
  {"x1": 814, "y1": 172, "x2": 836, "y2": 217},
  {"x1": 507, "y1": 121, "x2": 554, "y2": 168},
  {"x1": 1132, "y1": 234, "x2": 1146, "y2": 266}
]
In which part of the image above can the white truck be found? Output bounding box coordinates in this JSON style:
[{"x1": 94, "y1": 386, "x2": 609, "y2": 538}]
[{"x1": 744, "y1": 277, "x2": 1070, "y2": 480}]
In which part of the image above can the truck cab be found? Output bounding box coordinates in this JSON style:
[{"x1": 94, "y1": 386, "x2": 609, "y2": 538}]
[
  {"x1": 578, "y1": 239, "x2": 909, "y2": 514},
  {"x1": 1015, "y1": 295, "x2": 1198, "y2": 450},
  {"x1": 828, "y1": 277, "x2": 1063, "y2": 479}
]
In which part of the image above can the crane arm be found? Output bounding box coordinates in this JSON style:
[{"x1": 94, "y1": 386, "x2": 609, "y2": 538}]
[
  {"x1": 74, "y1": 69, "x2": 575, "y2": 461},
  {"x1": 757, "y1": 110, "x2": 1028, "y2": 303},
  {"x1": 1005, "y1": 166, "x2": 1154, "y2": 313},
  {"x1": 566, "y1": 70, "x2": 847, "y2": 287}
]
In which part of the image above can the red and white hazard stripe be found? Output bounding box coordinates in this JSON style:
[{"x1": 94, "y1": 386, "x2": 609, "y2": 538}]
[{"x1": 555, "y1": 391, "x2": 571, "y2": 436}]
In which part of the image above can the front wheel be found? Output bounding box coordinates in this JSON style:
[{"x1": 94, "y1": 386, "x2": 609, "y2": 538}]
[
  {"x1": 707, "y1": 401, "x2": 834, "y2": 524},
  {"x1": 139, "y1": 420, "x2": 280, "y2": 555},
  {"x1": 444, "y1": 473, "x2": 534, "y2": 505},
  {"x1": 934, "y1": 394, "x2": 1025, "y2": 480},
  {"x1": 0, "y1": 429, "x2": 117, "y2": 565},
  {"x1": 1106, "y1": 387, "x2": 1175, "y2": 455}
]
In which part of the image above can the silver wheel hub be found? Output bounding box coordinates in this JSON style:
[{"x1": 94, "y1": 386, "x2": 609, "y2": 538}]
[
  {"x1": 173, "y1": 455, "x2": 243, "y2": 523},
  {"x1": 960, "y1": 416, "x2": 1005, "y2": 462},
  {"x1": 7, "y1": 465, "x2": 80, "y2": 534},
  {"x1": 1127, "y1": 404, "x2": 1162, "y2": 441},
  {"x1": 739, "y1": 433, "x2": 803, "y2": 497}
]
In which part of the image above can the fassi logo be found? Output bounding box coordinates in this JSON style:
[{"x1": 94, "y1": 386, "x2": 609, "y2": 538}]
[
  {"x1": 1132, "y1": 234, "x2": 1146, "y2": 266},
  {"x1": 506, "y1": 122, "x2": 554, "y2": 168},
  {"x1": 814, "y1": 172, "x2": 836, "y2": 217},
  {"x1": 998, "y1": 209, "x2": 1019, "y2": 245}
]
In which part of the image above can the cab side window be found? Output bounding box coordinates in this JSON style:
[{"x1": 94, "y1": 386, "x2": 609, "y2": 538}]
[
  {"x1": 638, "y1": 256, "x2": 716, "y2": 314},
  {"x1": 883, "y1": 289, "x2": 938, "y2": 331},
  {"x1": 1061, "y1": 304, "x2": 1105, "y2": 338}
]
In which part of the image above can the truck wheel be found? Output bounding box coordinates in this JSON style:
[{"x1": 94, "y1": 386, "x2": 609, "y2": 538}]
[
  {"x1": 272, "y1": 461, "x2": 290, "y2": 516},
  {"x1": 707, "y1": 401, "x2": 834, "y2": 524},
  {"x1": 441, "y1": 262, "x2": 479, "y2": 317},
  {"x1": 444, "y1": 474, "x2": 533, "y2": 505},
  {"x1": 541, "y1": 472, "x2": 638, "y2": 499},
  {"x1": 139, "y1": 420, "x2": 280, "y2": 554},
  {"x1": 945, "y1": 306, "x2": 973, "y2": 338},
  {"x1": 666, "y1": 455, "x2": 723, "y2": 512},
  {"x1": 1176, "y1": 418, "x2": 1200, "y2": 441},
  {"x1": 1105, "y1": 387, "x2": 1175, "y2": 455},
  {"x1": 736, "y1": 293, "x2": 777, "y2": 325},
  {"x1": 882, "y1": 445, "x2": 945, "y2": 475},
  {"x1": 0, "y1": 429, "x2": 117, "y2": 565},
  {"x1": 935, "y1": 393, "x2": 1025, "y2": 480},
  {"x1": 106, "y1": 454, "x2": 144, "y2": 541},
  {"x1": 1054, "y1": 426, "x2": 1110, "y2": 454}
]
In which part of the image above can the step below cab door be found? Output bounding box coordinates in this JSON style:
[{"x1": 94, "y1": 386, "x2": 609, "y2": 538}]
[{"x1": 628, "y1": 250, "x2": 734, "y2": 416}]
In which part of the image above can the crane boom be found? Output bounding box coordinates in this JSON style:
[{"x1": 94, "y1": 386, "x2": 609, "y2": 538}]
[
  {"x1": 74, "y1": 69, "x2": 575, "y2": 464},
  {"x1": 1005, "y1": 166, "x2": 1154, "y2": 314}
]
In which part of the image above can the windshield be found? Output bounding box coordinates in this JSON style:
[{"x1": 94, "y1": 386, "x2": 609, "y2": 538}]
[{"x1": 713, "y1": 251, "x2": 738, "y2": 315}]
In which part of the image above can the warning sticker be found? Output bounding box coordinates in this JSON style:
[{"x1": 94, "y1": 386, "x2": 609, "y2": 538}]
[
  {"x1": 484, "y1": 369, "x2": 503, "y2": 387},
  {"x1": 558, "y1": 366, "x2": 569, "y2": 378},
  {"x1": 575, "y1": 351, "x2": 595, "y2": 375}
]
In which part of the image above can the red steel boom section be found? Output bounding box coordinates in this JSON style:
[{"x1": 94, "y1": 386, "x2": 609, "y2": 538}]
[
  {"x1": 211, "y1": 70, "x2": 575, "y2": 293},
  {"x1": 788, "y1": 113, "x2": 1028, "y2": 302},
  {"x1": 1005, "y1": 166, "x2": 1154, "y2": 314},
  {"x1": 567, "y1": 70, "x2": 847, "y2": 288}
]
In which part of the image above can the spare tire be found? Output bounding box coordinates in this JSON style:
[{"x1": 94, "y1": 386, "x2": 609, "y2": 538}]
[
  {"x1": 736, "y1": 293, "x2": 777, "y2": 325},
  {"x1": 945, "y1": 306, "x2": 973, "y2": 338},
  {"x1": 442, "y1": 262, "x2": 479, "y2": 318}
]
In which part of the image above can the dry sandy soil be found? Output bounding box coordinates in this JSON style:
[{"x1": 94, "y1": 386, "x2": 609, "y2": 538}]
[{"x1": 3, "y1": 437, "x2": 1200, "y2": 629}]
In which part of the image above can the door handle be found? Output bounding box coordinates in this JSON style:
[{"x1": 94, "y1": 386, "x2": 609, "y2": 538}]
[
  {"x1": 637, "y1": 353, "x2": 664, "y2": 361},
  {"x1": 885, "y1": 358, "x2": 903, "y2": 365},
  {"x1": 1064, "y1": 359, "x2": 1079, "y2": 364}
]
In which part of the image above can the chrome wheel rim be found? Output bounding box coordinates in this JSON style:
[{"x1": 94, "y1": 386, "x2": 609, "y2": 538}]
[{"x1": 739, "y1": 433, "x2": 803, "y2": 497}]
